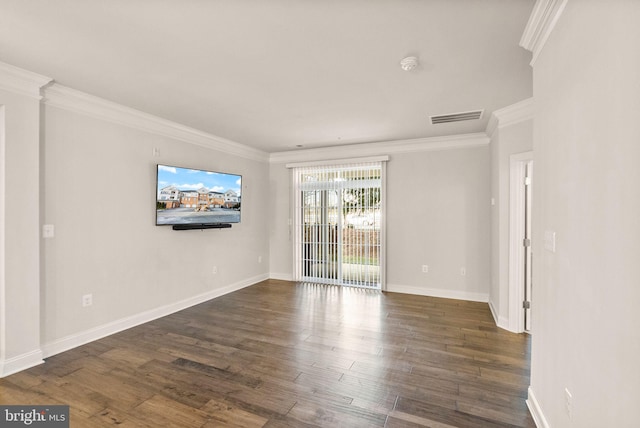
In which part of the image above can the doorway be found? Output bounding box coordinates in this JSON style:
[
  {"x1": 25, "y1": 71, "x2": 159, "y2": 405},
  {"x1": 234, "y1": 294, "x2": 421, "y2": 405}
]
[
  {"x1": 291, "y1": 160, "x2": 385, "y2": 289},
  {"x1": 523, "y1": 160, "x2": 533, "y2": 332},
  {"x1": 509, "y1": 152, "x2": 533, "y2": 333}
]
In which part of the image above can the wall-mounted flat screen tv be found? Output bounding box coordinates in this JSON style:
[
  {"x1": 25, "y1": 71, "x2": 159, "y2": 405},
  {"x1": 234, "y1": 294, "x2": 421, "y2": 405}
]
[{"x1": 156, "y1": 164, "x2": 241, "y2": 226}]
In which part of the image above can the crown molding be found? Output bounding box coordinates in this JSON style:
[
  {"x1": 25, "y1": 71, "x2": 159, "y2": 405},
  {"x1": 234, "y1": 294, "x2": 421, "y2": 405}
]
[
  {"x1": 0, "y1": 62, "x2": 52, "y2": 99},
  {"x1": 269, "y1": 133, "x2": 489, "y2": 164},
  {"x1": 486, "y1": 98, "x2": 534, "y2": 137},
  {"x1": 485, "y1": 115, "x2": 499, "y2": 138},
  {"x1": 43, "y1": 83, "x2": 268, "y2": 162},
  {"x1": 520, "y1": 0, "x2": 568, "y2": 66}
]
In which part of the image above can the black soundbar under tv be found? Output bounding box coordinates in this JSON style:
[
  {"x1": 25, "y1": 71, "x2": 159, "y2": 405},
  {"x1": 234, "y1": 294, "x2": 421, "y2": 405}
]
[{"x1": 172, "y1": 223, "x2": 232, "y2": 230}]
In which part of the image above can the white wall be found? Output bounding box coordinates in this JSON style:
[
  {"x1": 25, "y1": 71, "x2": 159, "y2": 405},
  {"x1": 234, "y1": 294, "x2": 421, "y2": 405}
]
[
  {"x1": 269, "y1": 143, "x2": 492, "y2": 302},
  {"x1": 489, "y1": 115, "x2": 533, "y2": 328},
  {"x1": 529, "y1": 2, "x2": 640, "y2": 426},
  {"x1": 386, "y1": 148, "x2": 491, "y2": 300},
  {"x1": 38, "y1": 92, "x2": 270, "y2": 356},
  {"x1": 268, "y1": 163, "x2": 292, "y2": 280}
]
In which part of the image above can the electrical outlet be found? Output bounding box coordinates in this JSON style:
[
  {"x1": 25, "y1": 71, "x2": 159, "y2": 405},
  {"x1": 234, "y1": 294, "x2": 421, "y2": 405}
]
[
  {"x1": 212, "y1": 266, "x2": 218, "y2": 275},
  {"x1": 565, "y1": 388, "x2": 572, "y2": 419},
  {"x1": 82, "y1": 294, "x2": 93, "y2": 307},
  {"x1": 460, "y1": 267, "x2": 466, "y2": 276},
  {"x1": 422, "y1": 265, "x2": 429, "y2": 273}
]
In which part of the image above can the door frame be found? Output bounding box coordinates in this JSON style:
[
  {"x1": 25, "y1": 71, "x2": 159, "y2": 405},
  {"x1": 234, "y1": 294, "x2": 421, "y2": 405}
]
[
  {"x1": 508, "y1": 151, "x2": 533, "y2": 333},
  {"x1": 288, "y1": 157, "x2": 387, "y2": 290}
]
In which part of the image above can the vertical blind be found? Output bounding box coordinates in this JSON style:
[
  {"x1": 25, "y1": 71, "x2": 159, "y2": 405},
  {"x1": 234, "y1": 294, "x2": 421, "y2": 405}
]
[{"x1": 290, "y1": 158, "x2": 386, "y2": 289}]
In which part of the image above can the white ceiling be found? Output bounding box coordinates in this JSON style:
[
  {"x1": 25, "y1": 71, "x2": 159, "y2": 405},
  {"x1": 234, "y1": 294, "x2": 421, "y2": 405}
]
[{"x1": 0, "y1": 0, "x2": 534, "y2": 153}]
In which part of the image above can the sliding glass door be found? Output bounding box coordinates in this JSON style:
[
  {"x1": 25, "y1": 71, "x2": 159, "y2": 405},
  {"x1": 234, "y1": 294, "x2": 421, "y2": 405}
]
[
  {"x1": 292, "y1": 161, "x2": 385, "y2": 289},
  {"x1": 301, "y1": 189, "x2": 340, "y2": 282}
]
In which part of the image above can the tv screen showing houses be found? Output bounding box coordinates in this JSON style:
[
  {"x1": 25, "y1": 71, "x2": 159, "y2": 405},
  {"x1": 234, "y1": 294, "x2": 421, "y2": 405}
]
[{"x1": 156, "y1": 164, "x2": 241, "y2": 225}]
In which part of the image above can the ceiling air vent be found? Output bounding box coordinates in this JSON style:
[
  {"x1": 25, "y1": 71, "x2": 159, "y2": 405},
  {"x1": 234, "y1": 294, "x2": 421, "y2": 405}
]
[{"x1": 430, "y1": 109, "x2": 484, "y2": 125}]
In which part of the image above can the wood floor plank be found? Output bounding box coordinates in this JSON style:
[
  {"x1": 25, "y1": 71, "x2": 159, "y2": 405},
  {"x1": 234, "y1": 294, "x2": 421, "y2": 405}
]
[
  {"x1": 89, "y1": 407, "x2": 156, "y2": 427},
  {"x1": 286, "y1": 398, "x2": 387, "y2": 427},
  {"x1": 0, "y1": 380, "x2": 53, "y2": 405},
  {"x1": 27, "y1": 378, "x2": 108, "y2": 417},
  {"x1": 200, "y1": 397, "x2": 269, "y2": 427},
  {"x1": 454, "y1": 398, "x2": 533, "y2": 427},
  {"x1": 393, "y1": 396, "x2": 515, "y2": 428},
  {"x1": 133, "y1": 394, "x2": 211, "y2": 427},
  {"x1": 108, "y1": 364, "x2": 213, "y2": 410},
  {"x1": 386, "y1": 410, "x2": 460, "y2": 428},
  {"x1": 62, "y1": 367, "x2": 155, "y2": 412},
  {"x1": 0, "y1": 280, "x2": 534, "y2": 427}
]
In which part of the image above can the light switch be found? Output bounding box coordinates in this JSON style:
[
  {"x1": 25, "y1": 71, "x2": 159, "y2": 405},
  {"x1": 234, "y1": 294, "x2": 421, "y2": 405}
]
[
  {"x1": 43, "y1": 224, "x2": 55, "y2": 238},
  {"x1": 544, "y1": 230, "x2": 556, "y2": 252}
]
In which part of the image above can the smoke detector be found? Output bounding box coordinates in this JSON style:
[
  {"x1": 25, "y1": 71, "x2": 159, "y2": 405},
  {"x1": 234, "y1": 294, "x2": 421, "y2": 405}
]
[{"x1": 400, "y1": 56, "x2": 419, "y2": 71}]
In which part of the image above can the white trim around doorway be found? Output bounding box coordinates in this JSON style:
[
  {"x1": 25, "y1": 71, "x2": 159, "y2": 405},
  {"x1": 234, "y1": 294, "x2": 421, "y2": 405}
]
[{"x1": 509, "y1": 151, "x2": 533, "y2": 333}]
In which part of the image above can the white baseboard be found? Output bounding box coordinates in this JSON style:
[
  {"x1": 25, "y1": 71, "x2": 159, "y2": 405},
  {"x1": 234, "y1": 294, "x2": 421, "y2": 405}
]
[
  {"x1": 42, "y1": 274, "x2": 268, "y2": 359},
  {"x1": 269, "y1": 272, "x2": 293, "y2": 281},
  {"x1": 489, "y1": 300, "x2": 499, "y2": 323},
  {"x1": 386, "y1": 284, "x2": 489, "y2": 303},
  {"x1": 0, "y1": 349, "x2": 44, "y2": 378},
  {"x1": 527, "y1": 386, "x2": 550, "y2": 428},
  {"x1": 488, "y1": 300, "x2": 511, "y2": 330},
  {"x1": 498, "y1": 316, "x2": 510, "y2": 330}
]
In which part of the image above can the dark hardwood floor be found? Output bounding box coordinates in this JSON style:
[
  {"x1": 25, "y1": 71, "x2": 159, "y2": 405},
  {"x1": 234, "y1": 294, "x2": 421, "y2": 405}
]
[{"x1": 0, "y1": 280, "x2": 535, "y2": 427}]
